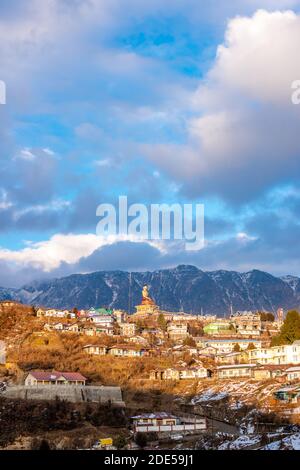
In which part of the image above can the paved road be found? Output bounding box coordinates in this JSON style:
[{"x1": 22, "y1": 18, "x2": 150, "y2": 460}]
[{"x1": 207, "y1": 417, "x2": 240, "y2": 435}]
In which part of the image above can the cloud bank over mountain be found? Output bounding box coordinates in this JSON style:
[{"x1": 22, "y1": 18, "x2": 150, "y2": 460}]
[{"x1": 1, "y1": 1, "x2": 300, "y2": 284}]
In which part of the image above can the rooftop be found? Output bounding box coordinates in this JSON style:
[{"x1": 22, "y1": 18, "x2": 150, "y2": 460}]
[
  {"x1": 217, "y1": 364, "x2": 257, "y2": 370},
  {"x1": 203, "y1": 338, "x2": 261, "y2": 343},
  {"x1": 286, "y1": 366, "x2": 300, "y2": 372},
  {"x1": 131, "y1": 412, "x2": 179, "y2": 420},
  {"x1": 27, "y1": 371, "x2": 87, "y2": 381}
]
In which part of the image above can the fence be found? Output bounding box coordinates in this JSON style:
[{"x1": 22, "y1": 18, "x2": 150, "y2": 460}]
[{"x1": 134, "y1": 420, "x2": 207, "y2": 433}]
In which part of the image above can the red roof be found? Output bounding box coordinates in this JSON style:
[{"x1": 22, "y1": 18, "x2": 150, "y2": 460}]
[{"x1": 28, "y1": 371, "x2": 87, "y2": 382}]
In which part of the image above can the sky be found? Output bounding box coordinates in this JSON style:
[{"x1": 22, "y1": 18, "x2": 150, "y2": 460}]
[{"x1": 1, "y1": 0, "x2": 300, "y2": 286}]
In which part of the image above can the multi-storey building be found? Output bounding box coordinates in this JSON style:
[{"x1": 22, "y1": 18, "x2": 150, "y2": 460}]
[
  {"x1": 230, "y1": 311, "x2": 262, "y2": 336},
  {"x1": 167, "y1": 322, "x2": 189, "y2": 340},
  {"x1": 247, "y1": 341, "x2": 300, "y2": 365},
  {"x1": 199, "y1": 337, "x2": 262, "y2": 354},
  {"x1": 119, "y1": 322, "x2": 137, "y2": 337}
]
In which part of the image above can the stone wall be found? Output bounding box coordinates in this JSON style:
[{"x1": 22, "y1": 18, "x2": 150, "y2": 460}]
[{"x1": 3, "y1": 385, "x2": 125, "y2": 406}]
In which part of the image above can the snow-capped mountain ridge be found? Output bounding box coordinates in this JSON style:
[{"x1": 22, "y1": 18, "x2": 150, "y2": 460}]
[{"x1": 1, "y1": 265, "x2": 299, "y2": 315}]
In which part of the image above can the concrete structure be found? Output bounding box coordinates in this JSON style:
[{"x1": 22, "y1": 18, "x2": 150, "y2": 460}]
[
  {"x1": 87, "y1": 315, "x2": 114, "y2": 327},
  {"x1": 3, "y1": 385, "x2": 125, "y2": 405},
  {"x1": 247, "y1": 341, "x2": 300, "y2": 365},
  {"x1": 150, "y1": 366, "x2": 211, "y2": 380},
  {"x1": 114, "y1": 309, "x2": 127, "y2": 324},
  {"x1": 197, "y1": 345, "x2": 218, "y2": 357},
  {"x1": 125, "y1": 335, "x2": 148, "y2": 345},
  {"x1": 82, "y1": 325, "x2": 114, "y2": 336},
  {"x1": 108, "y1": 344, "x2": 149, "y2": 357},
  {"x1": 172, "y1": 344, "x2": 198, "y2": 355},
  {"x1": 131, "y1": 412, "x2": 207, "y2": 434},
  {"x1": 44, "y1": 322, "x2": 80, "y2": 333},
  {"x1": 274, "y1": 385, "x2": 300, "y2": 403},
  {"x1": 215, "y1": 351, "x2": 246, "y2": 364},
  {"x1": 167, "y1": 322, "x2": 189, "y2": 340},
  {"x1": 200, "y1": 337, "x2": 262, "y2": 353},
  {"x1": 286, "y1": 366, "x2": 300, "y2": 381},
  {"x1": 119, "y1": 322, "x2": 137, "y2": 337},
  {"x1": 44, "y1": 309, "x2": 74, "y2": 318},
  {"x1": 162, "y1": 312, "x2": 200, "y2": 322},
  {"x1": 252, "y1": 365, "x2": 288, "y2": 380},
  {"x1": 230, "y1": 311, "x2": 262, "y2": 336},
  {"x1": 87, "y1": 307, "x2": 113, "y2": 316},
  {"x1": 83, "y1": 344, "x2": 107, "y2": 356},
  {"x1": 217, "y1": 364, "x2": 257, "y2": 379},
  {"x1": 36, "y1": 308, "x2": 46, "y2": 317}
]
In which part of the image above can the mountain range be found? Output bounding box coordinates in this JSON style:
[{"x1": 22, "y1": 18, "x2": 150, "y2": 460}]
[{"x1": 0, "y1": 265, "x2": 299, "y2": 315}]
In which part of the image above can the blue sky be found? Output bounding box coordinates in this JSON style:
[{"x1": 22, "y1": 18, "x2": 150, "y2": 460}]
[{"x1": 1, "y1": 0, "x2": 300, "y2": 286}]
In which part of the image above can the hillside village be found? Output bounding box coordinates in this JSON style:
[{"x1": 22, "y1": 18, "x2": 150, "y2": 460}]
[{"x1": 0, "y1": 286, "x2": 300, "y2": 450}]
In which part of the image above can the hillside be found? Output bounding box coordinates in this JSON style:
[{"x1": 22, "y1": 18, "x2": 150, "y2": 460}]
[{"x1": 1, "y1": 265, "x2": 299, "y2": 315}]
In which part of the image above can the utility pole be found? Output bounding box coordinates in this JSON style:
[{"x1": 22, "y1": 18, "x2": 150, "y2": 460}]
[{"x1": 128, "y1": 272, "x2": 132, "y2": 313}]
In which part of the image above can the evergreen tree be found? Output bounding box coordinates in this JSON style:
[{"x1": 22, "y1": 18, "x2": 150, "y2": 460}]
[
  {"x1": 271, "y1": 310, "x2": 300, "y2": 345},
  {"x1": 157, "y1": 313, "x2": 167, "y2": 332}
]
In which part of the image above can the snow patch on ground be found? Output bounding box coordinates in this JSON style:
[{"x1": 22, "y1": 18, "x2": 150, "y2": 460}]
[
  {"x1": 191, "y1": 389, "x2": 228, "y2": 404},
  {"x1": 218, "y1": 435, "x2": 260, "y2": 450},
  {"x1": 261, "y1": 432, "x2": 300, "y2": 450}
]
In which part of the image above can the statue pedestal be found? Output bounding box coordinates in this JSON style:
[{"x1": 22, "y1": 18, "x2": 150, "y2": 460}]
[{"x1": 133, "y1": 303, "x2": 159, "y2": 319}]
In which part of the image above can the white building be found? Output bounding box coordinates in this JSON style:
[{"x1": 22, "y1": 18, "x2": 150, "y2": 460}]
[
  {"x1": 131, "y1": 412, "x2": 207, "y2": 434},
  {"x1": 25, "y1": 371, "x2": 87, "y2": 386},
  {"x1": 167, "y1": 323, "x2": 189, "y2": 340},
  {"x1": 120, "y1": 322, "x2": 137, "y2": 337},
  {"x1": 44, "y1": 309, "x2": 73, "y2": 318},
  {"x1": 87, "y1": 315, "x2": 114, "y2": 327},
  {"x1": 248, "y1": 341, "x2": 300, "y2": 365},
  {"x1": 200, "y1": 338, "x2": 262, "y2": 354},
  {"x1": 217, "y1": 364, "x2": 257, "y2": 379},
  {"x1": 83, "y1": 344, "x2": 107, "y2": 356},
  {"x1": 286, "y1": 366, "x2": 300, "y2": 381}
]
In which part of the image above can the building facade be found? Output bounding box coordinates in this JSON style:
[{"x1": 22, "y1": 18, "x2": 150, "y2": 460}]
[
  {"x1": 25, "y1": 371, "x2": 87, "y2": 386},
  {"x1": 248, "y1": 341, "x2": 300, "y2": 365}
]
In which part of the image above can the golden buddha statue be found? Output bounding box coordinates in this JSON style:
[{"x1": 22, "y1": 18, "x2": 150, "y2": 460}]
[{"x1": 141, "y1": 285, "x2": 155, "y2": 305}]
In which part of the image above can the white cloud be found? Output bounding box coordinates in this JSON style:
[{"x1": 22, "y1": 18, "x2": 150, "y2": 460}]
[
  {"x1": 236, "y1": 232, "x2": 257, "y2": 242},
  {"x1": 0, "y1": 190, "x2": 13, "y2": 210},
  {"x1": 0, "y1": 232, "x2": 165, "y2": 272},
  {"x1": 13, "y1": 199, "x2": 71, "y2": 219},
  {"x1": 207, "y1": 9, "x2": 300, "y2": 105},
  {"x1": 144, "y1": 9, "x2": 300, "y2": 202},
  {"x1": 94, "y1": 159, "x2": 112, "y2": 168},
  {"x1": 18, "y1": 148, "x2": 36, "y2": 161},
  {"x1": 0, "y1": 234, "x2": 101, "y2": 271},
  {"x1": 15, "y1": 147, "x2": 56, "y2": 162}
]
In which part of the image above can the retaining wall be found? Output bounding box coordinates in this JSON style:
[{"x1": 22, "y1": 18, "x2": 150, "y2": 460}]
[{"x1": 3, "y1": 385, "x2": 125, "y2": 405}]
